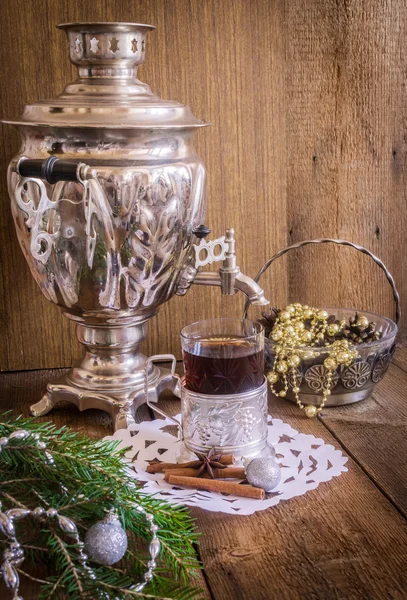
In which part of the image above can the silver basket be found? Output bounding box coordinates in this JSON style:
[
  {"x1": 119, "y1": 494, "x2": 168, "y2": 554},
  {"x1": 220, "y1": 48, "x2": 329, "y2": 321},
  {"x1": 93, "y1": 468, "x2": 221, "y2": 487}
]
[{"x1": 243, "y1": 239, "x2": 400, "y2": 407}]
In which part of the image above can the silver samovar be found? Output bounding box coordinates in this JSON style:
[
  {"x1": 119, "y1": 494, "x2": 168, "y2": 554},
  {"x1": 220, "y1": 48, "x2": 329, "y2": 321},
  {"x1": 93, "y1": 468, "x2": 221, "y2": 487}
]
[{"x1": 3, "y1": 22, "x2": 268, "y2": 430}]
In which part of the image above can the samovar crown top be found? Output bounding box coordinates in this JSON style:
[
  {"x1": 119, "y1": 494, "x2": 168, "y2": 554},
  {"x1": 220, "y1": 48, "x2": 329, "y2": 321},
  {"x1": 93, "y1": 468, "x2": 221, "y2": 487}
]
[
  {"x1": 2, "y1": 22, "x2": 208, "y2": 131},
  {"x1": 57, "y1": 21, "x2": 156, "y2": 70}
]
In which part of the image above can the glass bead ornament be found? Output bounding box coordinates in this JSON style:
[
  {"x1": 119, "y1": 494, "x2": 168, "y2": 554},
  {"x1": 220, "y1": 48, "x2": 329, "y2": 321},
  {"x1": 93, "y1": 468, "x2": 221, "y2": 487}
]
[{"x1": 84, "y1": 513, "x2": 128, "y2": 566}]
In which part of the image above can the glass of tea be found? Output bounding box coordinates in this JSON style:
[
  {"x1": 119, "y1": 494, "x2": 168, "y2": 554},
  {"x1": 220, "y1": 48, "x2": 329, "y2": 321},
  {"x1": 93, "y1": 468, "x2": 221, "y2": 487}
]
[
  {"x1": 144, "y1": 318, "x2": 272, "y2": 460},
  {"x1": 181, "y1": 318, "x2": 264, "y2": 395}
]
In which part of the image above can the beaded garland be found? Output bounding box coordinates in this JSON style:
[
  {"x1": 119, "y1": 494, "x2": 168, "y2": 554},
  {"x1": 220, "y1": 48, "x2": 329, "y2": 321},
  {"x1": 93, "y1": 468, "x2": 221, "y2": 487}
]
[{"x1": 266, "y1": 303, "x2": 359, "y2": 417}]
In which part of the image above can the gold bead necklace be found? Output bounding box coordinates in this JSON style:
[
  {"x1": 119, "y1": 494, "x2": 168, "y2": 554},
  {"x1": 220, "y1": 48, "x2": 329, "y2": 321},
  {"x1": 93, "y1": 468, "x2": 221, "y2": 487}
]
[{"x1": 266, "y1": 304, "x2": 358, "y2": 417}]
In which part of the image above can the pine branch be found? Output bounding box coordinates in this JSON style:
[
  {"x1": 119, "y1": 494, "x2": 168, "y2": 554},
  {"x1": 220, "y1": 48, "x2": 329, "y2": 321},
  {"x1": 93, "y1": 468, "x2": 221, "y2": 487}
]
[
  {"x1": 17, "y1": 569, "x2": 49, "y2": 585},
  {"x1": 1, "y1": 490, "x2": 27, "y2": 509},
  {"x1": 47, "y1": 568, "x2": 69, "y2": 597},
  {"x1": 1, "y1": 428, "x2": 200, "y2": 576},
  {"x1": 98, "y1": 579, "x2": 200, "y2": 599},
  {"x1": 0, "y1": 412, "x2": 202, "y2": 600},
  {"x1": 49, "y1": 528, "x2": 85, "y2": 596}
]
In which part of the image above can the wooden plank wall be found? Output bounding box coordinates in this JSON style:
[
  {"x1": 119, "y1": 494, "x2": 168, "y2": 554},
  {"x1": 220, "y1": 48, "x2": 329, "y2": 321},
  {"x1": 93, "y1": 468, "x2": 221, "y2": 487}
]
[{"x1": 0, "y1": 0, "x2": 405, "y2": 371}]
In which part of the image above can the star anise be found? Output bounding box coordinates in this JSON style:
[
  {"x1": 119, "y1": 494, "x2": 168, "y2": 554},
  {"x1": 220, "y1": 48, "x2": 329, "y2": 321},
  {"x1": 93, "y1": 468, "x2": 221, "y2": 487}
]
[{"x1": 195, "y1": 447, "x2": 227, "y2": 478}]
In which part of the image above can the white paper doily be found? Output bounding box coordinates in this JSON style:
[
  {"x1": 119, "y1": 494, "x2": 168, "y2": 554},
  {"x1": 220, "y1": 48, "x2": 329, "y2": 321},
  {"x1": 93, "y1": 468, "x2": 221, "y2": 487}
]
[{"x1": 105, "y1": 415, "x2": 348, "y2": 515}]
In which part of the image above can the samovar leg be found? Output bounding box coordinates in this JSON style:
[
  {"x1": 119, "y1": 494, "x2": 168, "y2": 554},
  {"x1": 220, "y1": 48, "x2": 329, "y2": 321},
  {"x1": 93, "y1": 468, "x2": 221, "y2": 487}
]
[
  {"x1": 30, "y1": 376, "x2": 137, "y2": 430},
  {"x1": 30, "y1": 364, "x2": 180, "y2": 431},
  {"x1": 30, "y1": 391, "x2": 58, "y2": 418}
]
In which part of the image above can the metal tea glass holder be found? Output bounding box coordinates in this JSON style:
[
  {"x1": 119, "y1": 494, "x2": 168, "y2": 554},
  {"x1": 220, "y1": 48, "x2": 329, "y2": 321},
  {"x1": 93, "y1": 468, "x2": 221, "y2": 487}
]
[{"x1": 145, "y1": 319, "x2": 275, "y2": 461}]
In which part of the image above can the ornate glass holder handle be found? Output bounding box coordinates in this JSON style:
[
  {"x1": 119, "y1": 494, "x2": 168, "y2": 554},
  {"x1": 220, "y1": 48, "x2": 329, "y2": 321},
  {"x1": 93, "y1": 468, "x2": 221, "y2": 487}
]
[
  {"x1": 145, "y1": 355, "x2": 181, "y2": 430},
  {"x1": 244, "y1": 238, "x2": 400, "y2": 407}
]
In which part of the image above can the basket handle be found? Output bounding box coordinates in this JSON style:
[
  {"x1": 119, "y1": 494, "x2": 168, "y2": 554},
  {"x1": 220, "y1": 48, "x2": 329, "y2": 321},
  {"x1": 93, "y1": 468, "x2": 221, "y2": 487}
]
[{"x1": 242, "y1": 238, "x2": 400, "y2": 324}]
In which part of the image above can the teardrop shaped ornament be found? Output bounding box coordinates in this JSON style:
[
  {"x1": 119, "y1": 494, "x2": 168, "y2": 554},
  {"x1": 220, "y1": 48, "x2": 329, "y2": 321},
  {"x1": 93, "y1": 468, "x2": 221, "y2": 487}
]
[
  {"x1": 0, "y1": 512, "x2": 15, "y2": 538},
  {"x1": 57, "y1": 515, "x2": 78, "y2": 534},
  {"x1": 149, "y1": 537, "x2": 161, "y2": 559},
  {"x1": 2, "y1": 561, "x2": 19, "y2": 590}
]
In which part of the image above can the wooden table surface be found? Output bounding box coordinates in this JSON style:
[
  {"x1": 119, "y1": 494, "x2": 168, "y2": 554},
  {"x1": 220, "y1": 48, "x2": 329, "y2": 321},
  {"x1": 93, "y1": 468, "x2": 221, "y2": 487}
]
[{"x1": 1, "y1": 349, "x2": 407, "y2": 600}]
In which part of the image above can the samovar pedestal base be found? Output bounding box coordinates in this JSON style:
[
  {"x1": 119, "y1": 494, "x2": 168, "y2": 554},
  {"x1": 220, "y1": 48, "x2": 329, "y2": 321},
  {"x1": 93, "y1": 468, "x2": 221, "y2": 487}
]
[
  {"x1": 30, "y1": 366, "x2": 180, "y2": 430},
  {"x1": 30, "y1": 320, "x2": 181, "y2": 431}
]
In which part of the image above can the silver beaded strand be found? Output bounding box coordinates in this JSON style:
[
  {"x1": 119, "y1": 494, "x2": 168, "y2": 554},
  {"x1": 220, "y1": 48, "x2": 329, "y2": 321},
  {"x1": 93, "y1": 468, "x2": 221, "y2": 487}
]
[
  {"x1": 129, "y1": 504, "x2": 161, "y2": 593},
  {"x1": 0, "y1": 500, "x2": 95, "y2": 599}
]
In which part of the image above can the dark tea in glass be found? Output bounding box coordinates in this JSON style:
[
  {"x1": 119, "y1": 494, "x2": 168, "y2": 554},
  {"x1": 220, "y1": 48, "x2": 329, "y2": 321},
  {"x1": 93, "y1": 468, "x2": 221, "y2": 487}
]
[{"x1": 181, "y1": 319, "x2": 264, "y2": 395}]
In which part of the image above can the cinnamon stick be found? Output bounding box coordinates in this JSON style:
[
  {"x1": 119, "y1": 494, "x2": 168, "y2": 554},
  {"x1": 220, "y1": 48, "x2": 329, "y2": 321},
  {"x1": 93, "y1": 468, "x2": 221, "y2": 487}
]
[
  {"x1": 163, "y1": 467, "x2": 246, "y2": 481},
  {"x1": 147, "y1": 461, "x2": 200, "y2": 473},
  {"x1": 167, "y1": 474, "x2": 265, "y2": 500},
  {"x1": 146, "y1": 454, "x2": 235, "y2": 474}
]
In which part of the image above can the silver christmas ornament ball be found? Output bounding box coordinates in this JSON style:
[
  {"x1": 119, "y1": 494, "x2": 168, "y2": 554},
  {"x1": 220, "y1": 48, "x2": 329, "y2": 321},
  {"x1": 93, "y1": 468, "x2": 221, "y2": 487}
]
[
  {"x1": 245, "y1": 457, "x2": 281, "y2": 492},
  {"x1": 84, "y1": 516, "x2": 128, "y2": 566}
]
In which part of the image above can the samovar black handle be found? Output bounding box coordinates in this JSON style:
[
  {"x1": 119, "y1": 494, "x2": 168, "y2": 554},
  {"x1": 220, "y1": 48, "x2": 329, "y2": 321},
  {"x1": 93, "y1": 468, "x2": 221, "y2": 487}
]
[{"x1": 17, "y1": 157, "x2": 84, "y2": 184}]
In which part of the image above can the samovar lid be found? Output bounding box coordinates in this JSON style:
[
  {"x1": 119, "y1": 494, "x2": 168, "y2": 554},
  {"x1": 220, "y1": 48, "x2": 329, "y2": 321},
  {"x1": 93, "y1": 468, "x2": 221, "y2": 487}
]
[{"x1": 3, "y1": 22, "x2": 208, "y2": 130}]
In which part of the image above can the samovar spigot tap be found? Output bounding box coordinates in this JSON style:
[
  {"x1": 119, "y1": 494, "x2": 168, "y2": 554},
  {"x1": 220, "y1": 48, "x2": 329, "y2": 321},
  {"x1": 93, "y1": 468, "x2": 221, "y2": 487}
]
[{"x1": 182, "y1": 227, "x2": 269, "y2": 306}]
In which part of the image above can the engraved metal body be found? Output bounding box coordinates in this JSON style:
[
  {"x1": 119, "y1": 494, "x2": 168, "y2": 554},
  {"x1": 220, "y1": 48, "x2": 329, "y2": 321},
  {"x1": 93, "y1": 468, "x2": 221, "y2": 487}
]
[
  {"x1": 277, "y1": 308, "x2": 397, "y2": 406},
  {"x1": 179, "y1": 378, "x2": 271, "y2": 459},
  {"x1": 145, "y1": 363, "x2": 274, "y2": 460},
  {"x1": 3, "y1": 22, "x2": 268, "y2": 429}
]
